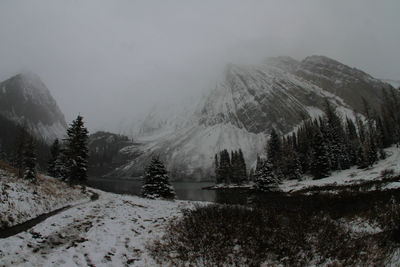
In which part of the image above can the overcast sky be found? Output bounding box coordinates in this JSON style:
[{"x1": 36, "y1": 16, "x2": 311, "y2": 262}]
[{"x1": 0, "y1": 0, "x2": 399, "y2": 132}]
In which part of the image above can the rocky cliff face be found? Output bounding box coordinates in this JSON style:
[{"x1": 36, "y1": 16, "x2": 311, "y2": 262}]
[
  {"x1": 294, "y1": 55, "x2": 388, "y2": 112},
  {"x1": 111, "y1": 56, "x2": 394, "y2": 180},
  {"x1": 0, "y1": 72, "x2": 67, "y2": 142}
]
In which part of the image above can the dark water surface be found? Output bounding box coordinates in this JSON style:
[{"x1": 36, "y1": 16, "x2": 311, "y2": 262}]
[
  {"x1": 87, "y1": 177, "x2": 218, "y2": 202},
  {"x1": 87, "y1": 177, "x2": 269, "y2": 205},
  {"x1": 89, "y1": 177, "x2": 400, "y2": 213}
]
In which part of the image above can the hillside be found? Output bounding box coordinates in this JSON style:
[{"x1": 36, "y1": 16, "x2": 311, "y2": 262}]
[{"x1": 0, "y1": 161, "x2": 90, "y2": 229}]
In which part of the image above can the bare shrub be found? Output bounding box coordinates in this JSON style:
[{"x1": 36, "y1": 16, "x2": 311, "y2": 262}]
[{"x1": 148, "y1": 204, "x2": 390, "y2": 266}]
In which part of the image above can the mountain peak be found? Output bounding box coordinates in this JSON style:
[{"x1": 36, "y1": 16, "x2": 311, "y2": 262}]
[
  {"x1": 302, "y1": 55, "x2": 340, "y2": 64},
  {"x1": 11, "y1": 72, "x2": 50, "y2": 97},
  {"x1": 0, "y1": 73, "x2": 67, "y2": 142}
]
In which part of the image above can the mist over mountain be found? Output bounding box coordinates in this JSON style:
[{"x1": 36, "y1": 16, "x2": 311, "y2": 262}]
[
  {"x1": 109, "y1": 55, "x2": 394, "y2": 180},
  {"x1": 0, "y1": 72, "x2": 67, "y2": 142}
]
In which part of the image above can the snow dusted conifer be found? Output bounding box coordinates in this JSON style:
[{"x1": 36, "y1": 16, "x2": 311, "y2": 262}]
[
  {"x1": 214, "y1": 153, "x2": 220, "y2": 182},
  {"x1": 281, "y1": 136, "x2": 302, "y2": 180},
  {"x1": 217, "y1": 149, "x2": 231, "y2": 184},
  {"x1": 13, "y1": 125, "x2": 27, "y2": 178},
  {"x1": 254, "y1": 158, "x2": 280, "y2": 191},
  {"x1": 142, "y1": 156, "x2": 175, "y2": 199},
  {"x1": 310, "y1": 128, "x2": 331, "y2": 179},
  {"x1": 238, "y1": 149, "x2": 247, "y2": 182},
  {"x1": 266, "y1": 128, "x2": 282, "y2": 170},
  {"x1": 48, "y1": 138, "x2": 60, "y2": 177},
  {"x1": 64, "y1": 115, "x2": 89, "y2": 185},
  {"x1": 23, "y1": 135, "x2": 37, "y2": 181},
  {"x1": 231, "y1": 150, "x2": 239, "y2": 183}
]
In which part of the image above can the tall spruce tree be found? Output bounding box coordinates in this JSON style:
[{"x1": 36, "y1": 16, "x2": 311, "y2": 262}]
[
  {"x1": 217, "y1": 149, "x2": 231, "y2": 184},
  {"x1": 214, "y1": 153, "x2": 220, "y2": 182},
  {"x1": 281, "y1": 136, "x2": 301, "y2": 180},
  {"x1": 141, "y1": 156, "x2": 175, "y2": 199},
  {"x1": 48, "y1": 139, "x2": 61, "y2": 177},
  {"x1": 310, "y1": 128, "x2": 331, "y2": 179},
  {"x1": 345, "y1": 117, "x2": 360, "y2": 166},
  {"x1": 230, "y1": 150, "x2": 239, "y2": 183},
  {"x1": 64, "y1": 115, "x2": 89, "y2": 185},
  {"x1": 324, "y1": 101, "x2": 350, "y2": 170},
  {"x1": 266, "y1": 128, "x2": 282, "y2": 168},
  {"x1": 13, "y1": 125, "x2": 27, "y2": 178},
  {"x1": 237, "y1": 149, "x2": 247, "y2": 183},
  {"x1": 23, "y1": 135, "x2": 37, "y2": 182}
]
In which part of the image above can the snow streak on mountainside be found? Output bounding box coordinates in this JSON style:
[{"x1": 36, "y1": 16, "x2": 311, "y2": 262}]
[
  {"x1": 113, "y1": 55, "x2": 394, "y2": 181},
  {"x1": 0, "y1": 72, "x2": 67, "y2": 142}
]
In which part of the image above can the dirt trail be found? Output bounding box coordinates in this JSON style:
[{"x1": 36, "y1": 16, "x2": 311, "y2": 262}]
[{"x1": 0, "y1": 205, "x2": 71, "y2": 238}]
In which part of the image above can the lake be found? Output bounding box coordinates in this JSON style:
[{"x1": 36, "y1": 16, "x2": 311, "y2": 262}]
[
  {"x1": 88, "y1": 177, "x2": 216, "y2": 202},
  {"x1": 87, "y1": 177, "x2": 254, "y2": 204}
]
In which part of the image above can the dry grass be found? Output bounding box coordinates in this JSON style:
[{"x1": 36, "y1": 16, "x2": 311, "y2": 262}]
[
  {"x1": 0, "y1": 160, "x2": 18, "y2": 176},
  {"x1": 148, "y1": 194, "x2": 400, "y2": 266},
  {"x1": 0, "y1": 165, "x2": 89, "y2": 229}
]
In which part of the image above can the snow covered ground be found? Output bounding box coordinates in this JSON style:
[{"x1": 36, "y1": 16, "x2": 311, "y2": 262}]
[
  {"x1": 280, "y1": 146, "x2": 400, "y2": 193},
  {"x1": 0, "y1": 166, "x2": 90, "y2": 229},
  {"x1": 0, "y1": 189, "x2": 194, "y2": 266}
]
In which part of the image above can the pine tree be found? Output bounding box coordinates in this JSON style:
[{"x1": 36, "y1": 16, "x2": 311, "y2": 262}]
[
  {"x1": 64, "y1": 115, "x2": 89, "y2": 185},
  {"x1": 281, "y1": 136, "x2": 301, "y2": 180},
  {"x1": 296, "y1": 121, "x2": 314, "y2": 174},
  {"x1": 23, "y1": 135, "x2": 37, "y2": 182},
  {"x1": 345, "y1": 117, "x2": 360, "y2": 165},
  {"x1": 266, "y1": 128, "x2": 282, "y2": 170},
  {"x1": 230, "y1": 150, "x2": 239, "y2": 183},
  {"x1": 254, "y1": 158, "x2": 280, "y2": 191},
  {"x1": 56, "y1": 145, "x2": 69, "y2": 180},
  {"x1": 217, "y1": 149, "x2": 231, "y2": 184},
  {"x1": 355, "y1": 113, "x2": 366, "y2": 144},
  {"x1": 13, "y1": 125, "x2": 27, "y2": 178},
  {"x1": 214, "y1": 153, "x2": 220, "y2": 182},
  {"x1": 141, "y1": 156, "x2": 175, "y2": 199},
  {"x1": 237, "y1": 149, "x2": 247, "y2": 183},
  {"x1": 48, "y1": 139, "x2": 61, "y2": 177},
  {"x1": 324, "y1": 101, "x2": 350, "y2": 170},
  {"x1": 365, "y1": 133, "x2": 378, "y2": 166},
  {"x1": 248, "y1": 167, "x2": 255, "y2": 182},
  {"x1": 310, "y1": 129, "x2": 331, "y2": 179}
]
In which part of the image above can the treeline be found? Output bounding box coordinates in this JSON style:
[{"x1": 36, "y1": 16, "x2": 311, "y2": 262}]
[
  {"x1": 88, "y1": 131, "x2": 133, "y2": 176},
  {"x1": 214, "y1": 149, "x2": 247, "y2": 184},
  {"x1": 47, "y1": 115, "x2": 89, "y2": 185},
  {"x1": 0, "y1": 115, "x2": 50, "y2": 169},
  {"x1": 253, "y1": 87, "x2": 400, "y2": 190},
  {"x1": 4, "y1": 115, "x2": 89, "y2": 185}
]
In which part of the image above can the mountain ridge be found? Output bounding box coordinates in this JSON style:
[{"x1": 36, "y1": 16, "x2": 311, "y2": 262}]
[{"x1": 110, "y1": 55, "x2": 395, "y2": 180}]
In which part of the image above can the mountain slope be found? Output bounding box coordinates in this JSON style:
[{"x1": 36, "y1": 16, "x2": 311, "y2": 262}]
[
  {"x1": 0, "y1": 72, "x2": 67, "y2": 142},
  {"x1": 112, "y1": 56, "x2": 394, "y2": 180}
]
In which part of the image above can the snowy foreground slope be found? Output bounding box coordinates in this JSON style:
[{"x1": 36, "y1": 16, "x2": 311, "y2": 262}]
[
  {"x1": 0, "y1": 190, "x2": 194, "y2": 266},
  {"x1": 3, "y1": 160, "x2": 400, "y2": 265},
  {"x1": 0, "y1": 164, "x2": 195, "y2": 266},
  {"x1": 0, "y1": 166, "x2": 90, "y2": 229}
]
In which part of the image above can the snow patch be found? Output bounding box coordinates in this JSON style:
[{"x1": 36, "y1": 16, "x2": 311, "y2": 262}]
[{"x1": 280, "y1": 146, "x2": 400, "y2": 193}]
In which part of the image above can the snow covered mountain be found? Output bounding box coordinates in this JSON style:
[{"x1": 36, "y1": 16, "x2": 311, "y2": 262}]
[
  {"x1": 111, "y1": 55, "x2": 394, "y2": 181},
  {"x1": 0, "y1": 72, "x2": 67, "y2": 142}
]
